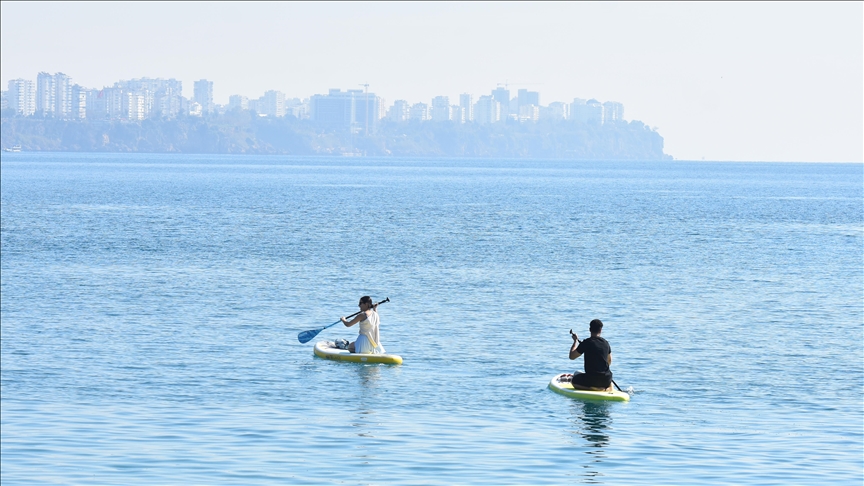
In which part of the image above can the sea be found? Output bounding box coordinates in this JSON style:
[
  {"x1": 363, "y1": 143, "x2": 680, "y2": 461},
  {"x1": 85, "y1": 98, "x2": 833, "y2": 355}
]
[{"x1": 1, "y1": 153, "x2": 862, "y2": 485}]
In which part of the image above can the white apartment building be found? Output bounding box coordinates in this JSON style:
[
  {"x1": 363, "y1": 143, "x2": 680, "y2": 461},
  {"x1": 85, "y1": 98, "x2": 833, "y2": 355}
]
[
  {"x1": 54, "y1": 73, "x2": 72, "y2": 118},
  {"x1": 571, "y1": 98, "x2": 603, "y2": 125},
  {"x1": 228, "y1": 95, "x2": 249, "y2": 111},
  {"x1": 459, "y1": 94, "x2": 473, "y2": 122},
  {"x1": 260, "y1": 90, "x2": 286, "y2": 117},
  {"x1": 545, "y1": 101, "x2": 570, "y2": 121},
  {"x1": 7, "y1": 79, "x2": 35, "y2": 116},
  {"x1": 473, "y1": 95, "x2": 500, "y2": 124},
  {"x1": 114, "y1": 78, "x2": 183, "y2": 119},
  {"x1": 450, "y1": 105, "x2": 463, "y2": 123},
  {"x1": 409, "y1": 102, "x2": 429, "y2": 121},
  {"x1": 70, "y1": 85, "x2": 88, "y2": 119},
  {"x1": 36, "y1": 72, "x2": 55, "y2": 116},
  {"x1": 193, "y1": 79, "x2": 214, "y2": 114},
  {"x1": 101, "y1": 87, "x2": 125, "y2": 119},
  {"x1": 387, "y1": 100, "x2": 410, "y2": 122},
  {"x1": 602, "y1": 101, "x2": 624, "y2": 124},
  {"x1": 431, "y1": 96, "x2": 450, "y2": 121},
  {"x1": 518, "y1": 104, "x2": 539, "y2": 123},
  {"x1": 35, "y1": 72, "x2": 74, "y2": 118},
  {"x1": 285, "y1": 98, "x2": 309, "y2": 119},
  {"x1": 125, "y1": 92, "x2": 145, "y2": 120}
]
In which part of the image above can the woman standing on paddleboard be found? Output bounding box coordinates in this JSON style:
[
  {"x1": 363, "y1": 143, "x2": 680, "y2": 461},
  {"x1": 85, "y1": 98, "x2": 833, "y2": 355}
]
[{"x1": 341, "y1": 296, "x2": 386, "y2": 354}]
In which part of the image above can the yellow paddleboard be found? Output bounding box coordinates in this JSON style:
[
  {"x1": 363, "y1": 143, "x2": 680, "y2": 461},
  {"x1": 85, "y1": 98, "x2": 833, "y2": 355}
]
[
  {"x1": 313, "y1": 341, "x2": 403, "y2": 365},
  {"x1": 548, "y1": 373, "x2": 630, "y2": 401}
]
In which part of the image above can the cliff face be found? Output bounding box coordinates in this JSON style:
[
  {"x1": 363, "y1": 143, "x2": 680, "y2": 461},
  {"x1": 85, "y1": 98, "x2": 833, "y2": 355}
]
[{"x1": 0, "y1": 114, "x2": 669, "y2": 160}]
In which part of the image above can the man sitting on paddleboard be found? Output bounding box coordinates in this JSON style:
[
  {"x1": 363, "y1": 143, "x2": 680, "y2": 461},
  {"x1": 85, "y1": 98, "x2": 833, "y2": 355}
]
[
  {"x1": 568, "y1": 319, "x2": 613, "y2": 391},
  {"x1": 340, "y1": 296, "x2": 386, "y2": 354}
]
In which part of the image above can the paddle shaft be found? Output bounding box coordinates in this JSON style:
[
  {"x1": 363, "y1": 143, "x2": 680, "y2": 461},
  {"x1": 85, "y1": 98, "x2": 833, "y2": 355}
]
[
  {"x1": 326, "y1": 297, "x2": 391, "y2": 327},
  {"x1": 342, "y1": 298, "x2": 389, "y2": 322},
  {"x1": 297, "y1": 298, "x2": 390, "y2": 343}
]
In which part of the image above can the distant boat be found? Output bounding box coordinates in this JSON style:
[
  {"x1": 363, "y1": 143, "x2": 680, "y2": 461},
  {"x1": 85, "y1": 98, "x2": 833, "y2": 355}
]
[{"x1": 3, "y1": 145, "x2": 21, "y2": 152}]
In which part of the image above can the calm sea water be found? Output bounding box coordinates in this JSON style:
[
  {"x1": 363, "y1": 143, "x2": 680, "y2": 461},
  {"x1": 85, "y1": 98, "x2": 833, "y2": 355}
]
[{"x1": 1, "y1": 153, "x2": 862, "y2": 485}]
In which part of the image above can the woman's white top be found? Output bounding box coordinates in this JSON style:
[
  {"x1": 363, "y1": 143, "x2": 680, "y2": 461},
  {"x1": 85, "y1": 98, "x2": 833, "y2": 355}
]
[{"x1": 355, "y1": 310, "x2": 385, "y2": 354}]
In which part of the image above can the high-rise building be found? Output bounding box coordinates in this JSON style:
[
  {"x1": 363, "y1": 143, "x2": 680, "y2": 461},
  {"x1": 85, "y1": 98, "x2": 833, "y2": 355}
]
[
  {"x1": 70, "y1": 84, "x2": 89, "y2": 119},
  {"x1": 602, "y1": 101, "x2": 624, "y2": 124},
  {"x1": 387, "y1": 100, "x2": 411, "y2": 122},
  {"x1": 431, "y1": 96, "x2": 451, "y2": 121},
  {"x1": 115, "y1": 78, "x2": 183, "y2": 119},
  {"x1": 285, "y1": 98, "x2": 309, "y2": 119},
  {"x1": 491, "y1": 88, "x2": 509, "y2": 107},
  {"x1": 459, "y1": 94, "x2": 473, "y2": 122},
  {"x1": 36, "y1": 72, "x2": 56, "y2": 116},
  {"x1": 517, "y1": 89, "x2": 540, "y2": 109},
  {"x1": 545, "y1": 101, "x2": 570, "y2": 121},
  {"x1": 570, "y1": 98, "x2": 603, "y2": 125},
  {"x1": 311, "y1": 89, "x2": 354, "y2": 128},
  {"x1": 260, "y1": 90, "x2": 286, "y2": 117},
  {"x1": 353, "y1": 90, "x2": 379, "y2": 135},
  {"x1": 228, "y1": 95, "x2": 249, "y2": 111},
  {"x1": 571, "y1": 98, "x2": 603, "y2": 125},
  {"x1": 450, "y1": 105, "x2": 463, "y2": 123},
  {"x1": 518, "y1": 104, "x2": 539, "y2": 122},
  {"x1": 103, "y1": 87, "x2": 126, "y2": 119},
  {"x1": 34, "y1": 72, "x2": 74, "y2": 118},
  {"x1": 377, "y1": 98, "x2": 387, "y2": 120},
  {"x1": 125, "y1": 92, "x2": 145, "y2": 120},
  {"x1": 86, "y1": 89, "x2": 106, "y2": 119},
  {"x1": 387, "y1": 100, "x2": 410, "y2": 122},
  {"x1": 154, "y1": 86, "x2": 184, "y2": 119},
  {"x1": 53, "y1": 73, "x2": 72, "y2": 118},
  {"x1": 491, "y1": 87, "x2": 510, "y2": 119},
  {"x1": 408, "y1": 102, "x2": 429, "y2": 121},
  {"x1": 473, "y1": 95, "x2": 500, "y2": 124},
  {"x1": 7, "y1": 78, "x2": 35, "y2": 116},
  {"x1": 193, "y1": 79, "x2": 214, "y2": 114},
  {"x1": 310, "y1": 89, "x2": 381, "y2": 133}
]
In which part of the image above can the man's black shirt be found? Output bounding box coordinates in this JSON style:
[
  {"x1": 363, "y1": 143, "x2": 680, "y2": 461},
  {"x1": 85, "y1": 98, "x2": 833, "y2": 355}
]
[{"x1": 576, "y1": 336, "x2": 612, "y2": 376}]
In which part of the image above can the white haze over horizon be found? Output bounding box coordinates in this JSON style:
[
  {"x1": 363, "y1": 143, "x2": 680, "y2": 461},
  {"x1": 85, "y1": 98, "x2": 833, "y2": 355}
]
[{"x1": 1, "y1": 2, "x2": 861, "y2": 163}]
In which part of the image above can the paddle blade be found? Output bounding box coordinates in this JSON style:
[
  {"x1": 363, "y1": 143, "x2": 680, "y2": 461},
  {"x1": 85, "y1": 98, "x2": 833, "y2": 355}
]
[{"x1": 297, "y1": 328, "x2": 323, "y2": 344}]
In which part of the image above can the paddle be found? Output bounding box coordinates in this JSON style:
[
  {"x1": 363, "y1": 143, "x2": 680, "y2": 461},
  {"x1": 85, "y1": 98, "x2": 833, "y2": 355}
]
[
  {"x1": 570, "y1": 329, "x2": 625, "y2": 393},
  {"x1": 297, "y1": 297, "x2": 390, "y2": 344}
]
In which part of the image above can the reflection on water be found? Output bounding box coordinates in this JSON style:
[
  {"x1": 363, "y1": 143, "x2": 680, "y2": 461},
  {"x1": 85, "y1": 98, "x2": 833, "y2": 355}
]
[
  {"x1": 355, "y1": 364, "x2": 382, "y2": 389},
  {"x1": 352, "y1": 364, "x2": 383, "y2": 440},
  {"x1": 577, "y1": 401, "x2": 612, "y2": 449},
  {"x1": 570, "y1": 401, "x2": 613, "y2": 483}
]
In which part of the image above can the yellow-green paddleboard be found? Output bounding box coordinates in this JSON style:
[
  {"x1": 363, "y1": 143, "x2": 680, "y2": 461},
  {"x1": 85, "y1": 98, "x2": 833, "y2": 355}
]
[
  {"x1": 548, "y1": 373, "x2": 630, "y2": 401},
  {"x1": 313, "y1": 341, "x2": 403, "y2": 365}
]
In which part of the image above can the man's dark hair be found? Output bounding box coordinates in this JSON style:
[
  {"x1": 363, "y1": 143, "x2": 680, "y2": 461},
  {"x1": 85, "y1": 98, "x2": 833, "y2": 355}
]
[{"x1": 589, "y1": 319, "x2": 604, "y2": 334}]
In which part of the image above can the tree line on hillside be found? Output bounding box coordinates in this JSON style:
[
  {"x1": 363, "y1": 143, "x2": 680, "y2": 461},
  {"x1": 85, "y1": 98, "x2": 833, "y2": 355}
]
[{"x1": 0, "y1": 110, "x2": 670, "y2": 160}]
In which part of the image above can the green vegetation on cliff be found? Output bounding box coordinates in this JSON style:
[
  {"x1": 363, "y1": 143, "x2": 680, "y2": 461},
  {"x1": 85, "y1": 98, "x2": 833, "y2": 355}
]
[{"x1": 1, "y1": 111, "x2": 669, "y2": 160}]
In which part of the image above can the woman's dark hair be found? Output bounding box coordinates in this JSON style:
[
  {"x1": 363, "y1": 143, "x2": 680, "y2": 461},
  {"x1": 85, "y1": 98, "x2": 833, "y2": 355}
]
[
  {"x1": 360, "y1": 296, "x2": 374, "y2": 308},
  {"x1": 589, "y1": 319, "x2": 604, "y2": 333}
]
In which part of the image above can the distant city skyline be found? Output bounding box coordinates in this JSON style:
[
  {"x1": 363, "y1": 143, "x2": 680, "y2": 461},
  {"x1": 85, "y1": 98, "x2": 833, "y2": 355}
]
[
  {"x1": 3, "y1": 71, "x2": 627, "y2": 131},
  {"x1": 1, "y1": 2, "x2": 861, "y2": 162}
]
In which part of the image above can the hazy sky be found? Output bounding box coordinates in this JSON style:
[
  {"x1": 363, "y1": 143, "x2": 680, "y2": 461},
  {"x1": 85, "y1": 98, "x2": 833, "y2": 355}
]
[{"x1": 2, "y1": 2, "x2": 861, "y2": 162}]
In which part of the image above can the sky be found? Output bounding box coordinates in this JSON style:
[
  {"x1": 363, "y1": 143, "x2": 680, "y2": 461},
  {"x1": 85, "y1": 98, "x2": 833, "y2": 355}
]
[{"x1": 1, "y1": 1, "x2": 861, "y2": 162}]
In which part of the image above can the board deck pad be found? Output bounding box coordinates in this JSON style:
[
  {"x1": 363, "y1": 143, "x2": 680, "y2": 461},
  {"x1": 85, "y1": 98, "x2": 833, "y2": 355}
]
[
  {"x1": 548, "y1": 373, "x2": 630, "y2": 401},
  {"x1": 313, "y1": 341, "x2": 403, "y2": 365}
]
